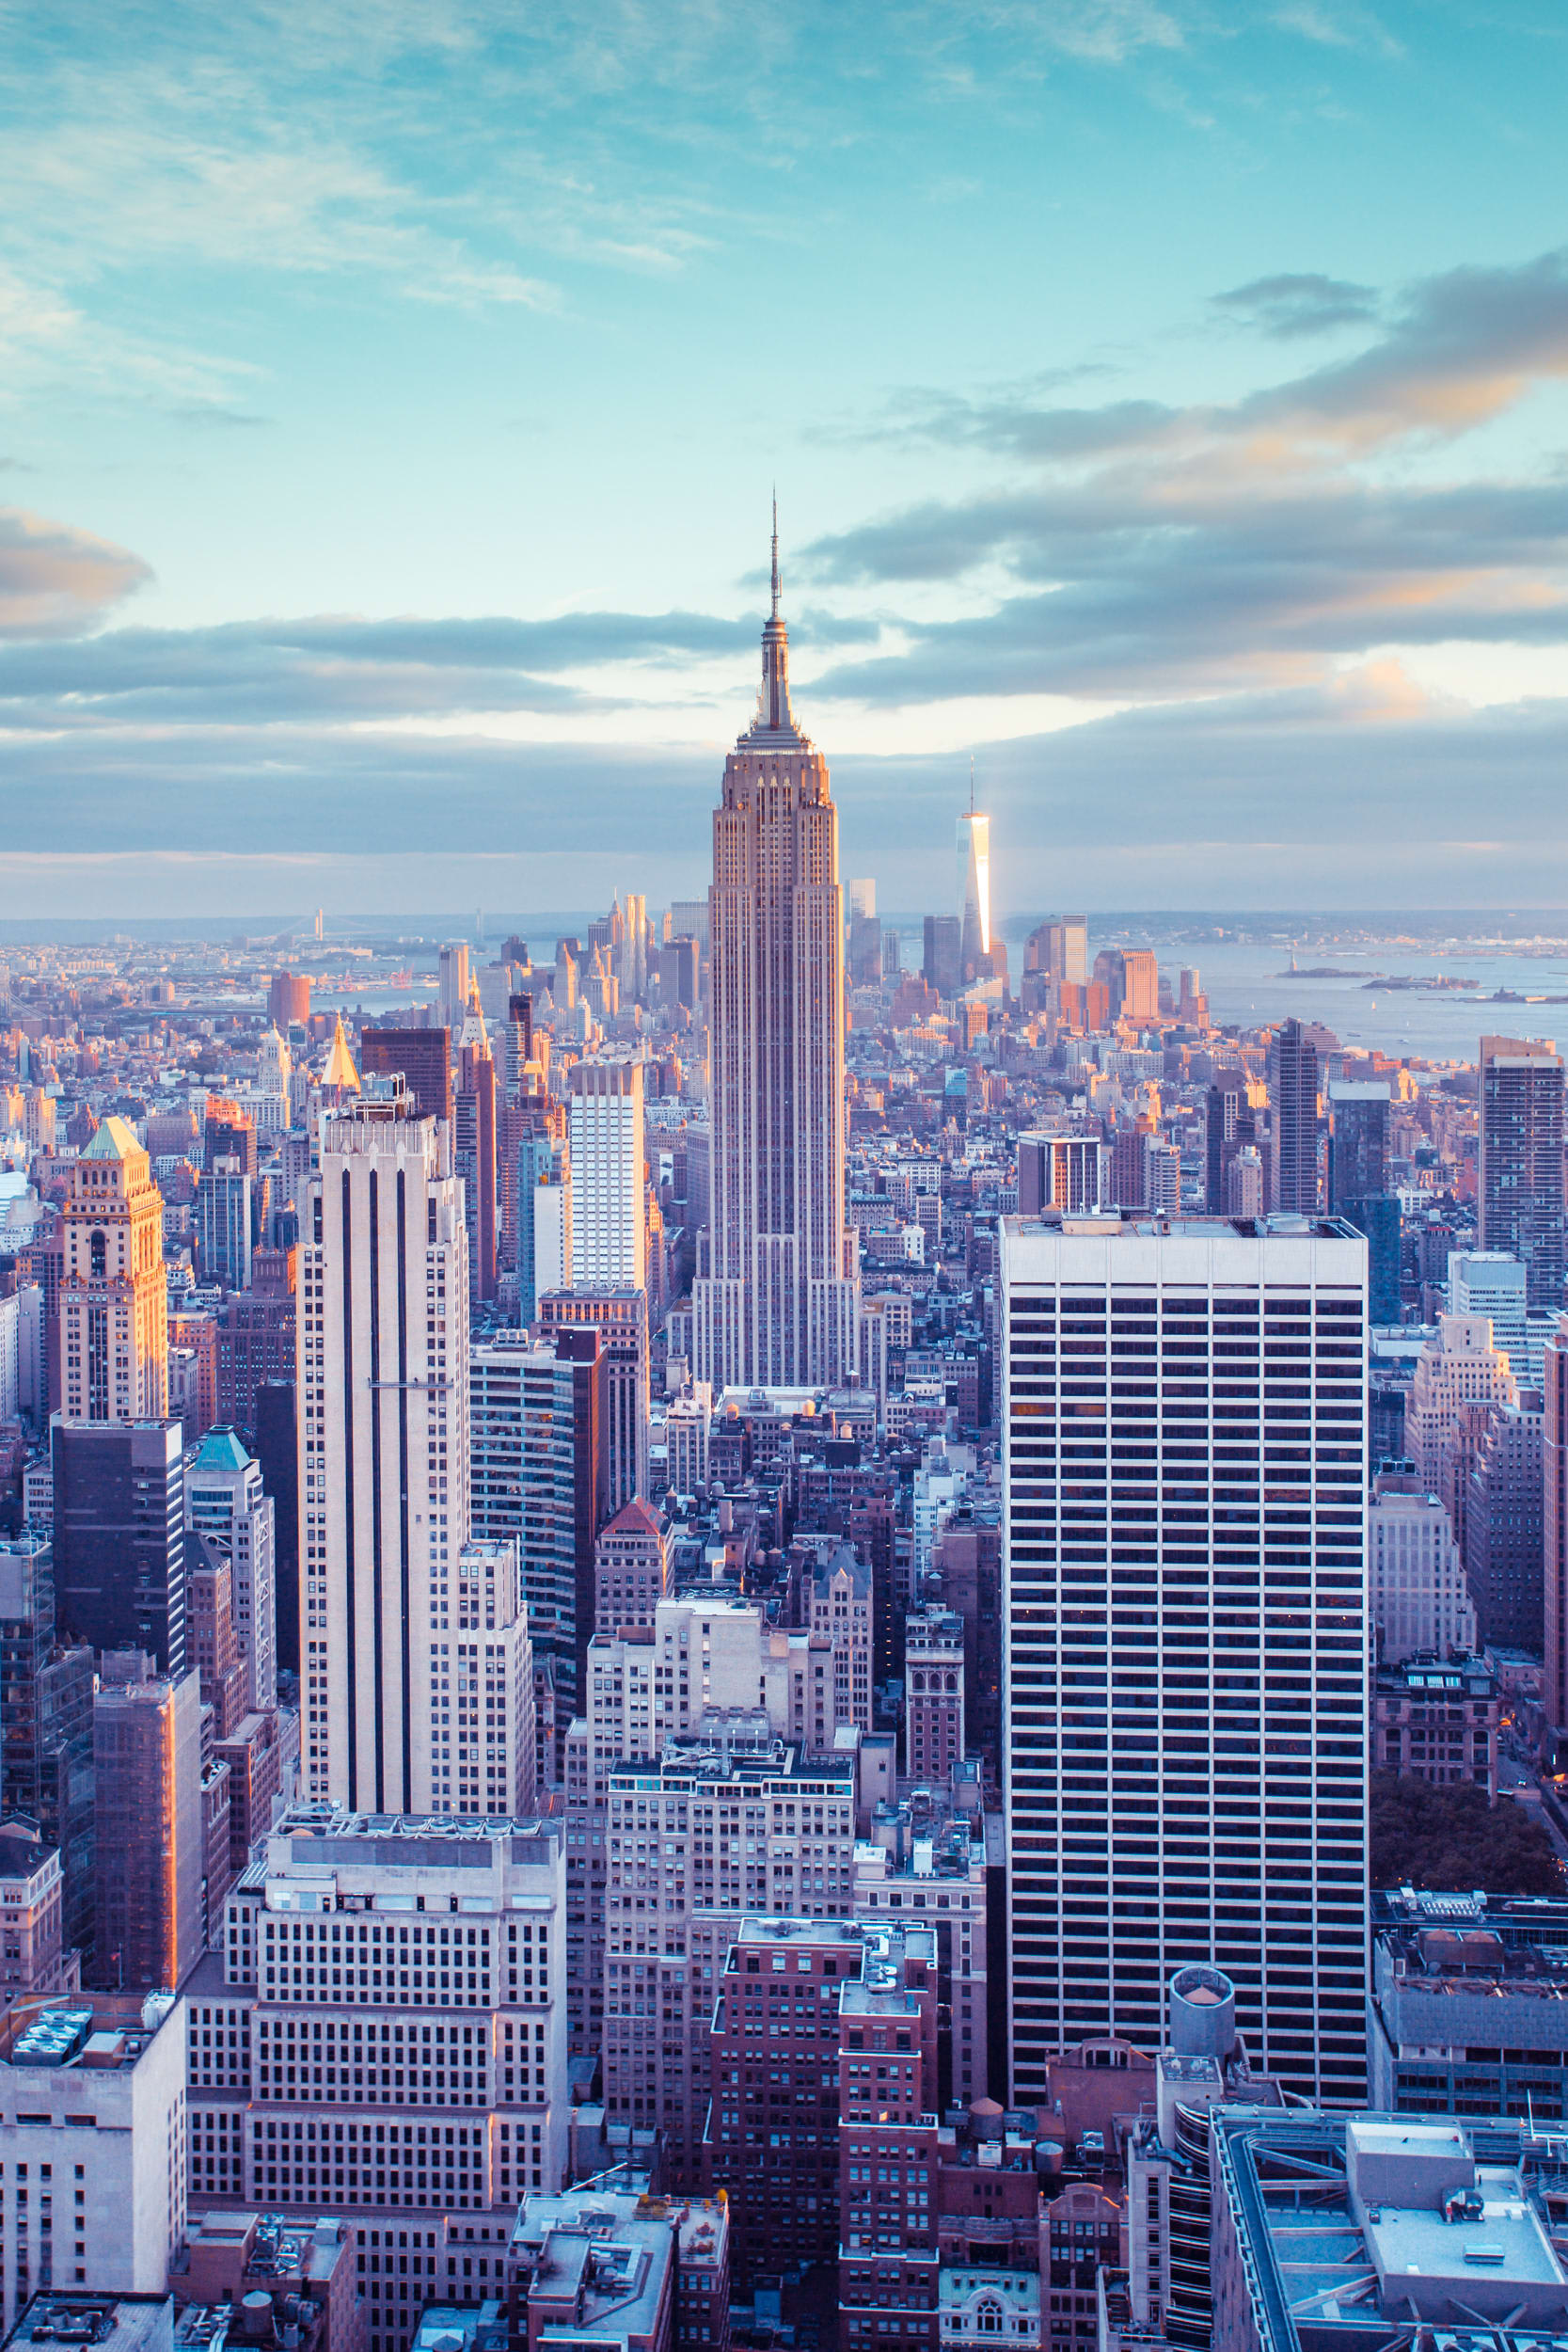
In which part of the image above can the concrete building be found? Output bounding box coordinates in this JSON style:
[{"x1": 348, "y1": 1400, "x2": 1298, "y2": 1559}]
[
  {"x1": 505, "y1": 2189, "x2": 682, "y2": 2352},
  {"x1": 469, "y1": 1331, "x2": 608, "y2": 1714},
  {"x1": 1449, "y1": 1248, "x2": 1529, "y2": 1375},
  {"x1": 92, "y1": 1667, "x2": 203, "y2": 1994},
  {"x1": 852, "y1": 1787, "x2": 997, "y2": 2109},
  {"x1": 1368, "y1": 1470, "x2": 1476, "y2": 1661},
  {"x1": 1371, "y1": 1652, "x2": 1499, "y2": 1797},
  {"x1": 186, "y1": 1428, "x2": 277, "y2": 1713},
  {"x1": 514, "y1": 1131, "x2": 569, "y2": 1330},
  {"x1": 1403, "y1": 1313, "x2": 1517, "y2": 1493},
  {"x1": 298, "y1": 1102, "x2": 469, "y2": 1812},
  {"x1": 0, "y1": 1822, "x2": 76, "y2": 2002},
  {"x1": 1001, "y1": 1214, "x2": 1369, "y2": 2107},
  {"x1": 565, "y1": 1063, "x2": 645, "y2": 1295},
  {"x1": 196, "y1": 1162, "x2": 252, "y2": 1295},
  {"x1": 593, "y1": 1501, "x2": 669, "y2": 1637},
  {"x1": 183, "y1": 1800, "x2": 567, "y2": 2352},
  {"x1": 903, "y1": 1608, "x2": 966, "y2": 1781},
  {"x1": 356, "y1": 1030, "x2": 453, "y2": 1130},
  {"x1": 692, "y1": 521, "x2": 859, "y2": 1392},
  {"x1": 1369, "y1": 1888, "x2": 1568, "y2": 2118},
  {"x1": 0, "y1": 1990, "x2": 187, "y2": 2331},
  {"x1": 837, "y1": 1922, "x2": 942, "y2": 2352},
  {"x1": 538, "y1": 1289, "x2": 648, "y2": 1511},
  {"x1": 1210, "y1": 2108, "x2": 1568, "y2": 2352},
  {"x1": 59, "y1": 1119, "x2": 168, "y2": 1425},
  {"x1": 602, "y1": 1724, "x2": 857, "y2": 2185},
  {"x1": 52, "y1": 1418, "x2": 188, "y2": 1677},
  {"x1": 0, "y1": 1531, "x2": 96, "y2": 1960},
  {"x1": 1548, "y1": 1316, "x2": 1568, "y2": 1747},
  {"x1": 170, "y1": 2210, "x2": 366, "y2": 2352},
  {"x1": 215, "y1": 1247, "x2": 296, "y2": 1447},
  {"x1": 1465, "y1": 1398, "x2": 1545, "y2": 1651},
  {"x1": 805, "y1": 1541, "x2": 873, "y2": 1733},
  {"x1": 1015, "y1": 1136, "x2": 1107, "y2": 1218},
  {"x1": 1268, "y1": 1020, "x2": 1320, "y2": 1215},
  {"x1": 1480, "y1": 1035, "x2": 1566, "y2": 1310}
]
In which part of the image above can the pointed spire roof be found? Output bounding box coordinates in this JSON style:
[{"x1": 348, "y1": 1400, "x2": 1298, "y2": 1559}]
[
  {"x1": 601, "y1": 1498, "x2": 668, "y2": 1542},
  {"x1": 191, "y1": 1424, "x2": 252, "y2": 1474},
  {"x1": 81, "y1": 1114, "x2": 142, "y2": 1162},
  {"x1": 457, "y1": 982, "x2": 491, "y2": 1058},
  {"x1": 738, "y1": 493, "x2": 809, "y2": 751},
  {"x1": 322, "y1": 1012, "x2": 360, "y2": 1092}
]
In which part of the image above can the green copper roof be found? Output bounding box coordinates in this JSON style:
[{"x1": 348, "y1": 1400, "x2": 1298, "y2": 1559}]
[
  {"x1": 190, "y1": 1424, "x2": 251, "y2": 1473},
  {"x1": 80, "y1": 1114, "x2": 141, "y2": 1161}
]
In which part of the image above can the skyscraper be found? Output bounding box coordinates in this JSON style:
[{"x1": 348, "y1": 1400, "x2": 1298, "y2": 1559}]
[
  {"x1": 186, "y1": 1423, "x2": 278, "y2": 1710},
  {"x1": 455, "y1": 991, "x2": 499, "y2": 1303},
  {"x1": 59, "y1": 1117, "x2": 168, "y2": 1422},
  {"x1": 92, "y1": 1663, "x2": 203, "y2": 1994},
  {"x1": 297, "y1": 1100, "x2": 470, "y2": 1810},
  {"x1": 692, "y1": 516, "x2": 859, "y2": 1391},
  {"x1": 1545, "y1": 1317, "x2": 1568, "y2": 1749},
  {"x1": 957, "y1": 805, "x2": 990, "y2": 983},
  {"x1": 566, "y1": 1059, "x2": 645, "y2": 1292},
  {"x1": 1205, "y1": 1069, "x2": 1258, "y2": 1214},
  {"x1": 1001, "y1": 1213, "x2": 1369, "y2": 2106},
  {"x1": 1268, "y1": 1017, "x2": 1321, "y2": 1214},
  {"x1": 1480, "y1": 1035, "x2": 1567, "y2": 1310},
  {"x1": 357, "y1": 1025, "x2": 453, "y2": 1127},
  {"x1": 52, "y1": 1416, "x2": 188, "y2": 1675},
  {"x1": 437, "y1": 941, "x2": 470, "y2": 1034}
]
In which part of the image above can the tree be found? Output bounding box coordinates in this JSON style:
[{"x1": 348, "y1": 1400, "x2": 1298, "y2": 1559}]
[{"x1": 1370, "y1": 1770, "x2": 1563, "y2": 1896}]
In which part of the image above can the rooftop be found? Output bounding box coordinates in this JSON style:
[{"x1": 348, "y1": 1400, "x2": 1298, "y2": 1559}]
[{"x1": 6, "y1": 2298, "x2": 173, "y2": 2352}]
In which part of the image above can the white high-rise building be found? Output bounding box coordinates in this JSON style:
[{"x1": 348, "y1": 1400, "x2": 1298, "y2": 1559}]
[
  {"x1": 566, "y1": 1060, "x2": 646, "y2": 1292},
  {"x1": 186, "y1": 1424, "x2": 278, "y2": 1709},
  {"x1": 1448, "y1": 1249, "x2": 1528, "y2": 1376},
  {"x1": 298, "y1": 1101, "x2": 471, "y2": 1811},
  {"x1": 692, "y1": 513, "x2": 859, "y2": 1391},
  {"x1": 957, "y1": 807, "x2": 991, "y2": 979},
  {"x1": 1369, "y1": 1468, "x2": 1476, "y2": 1661},
  {"x1": 1002, "y1": 1213, "x2": 1369, "y2": 2108},
  {"x1": 437, "y1": 941, "x2": 470, "y2": 1035},
  {"x1": 1403, "y1": 1312, "x2": 1518, "y2": 1490}
]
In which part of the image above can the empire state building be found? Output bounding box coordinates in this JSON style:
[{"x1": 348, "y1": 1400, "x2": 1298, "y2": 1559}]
[{"x1": 693, "y1": 516, "x2": 860, "y2": 1391}]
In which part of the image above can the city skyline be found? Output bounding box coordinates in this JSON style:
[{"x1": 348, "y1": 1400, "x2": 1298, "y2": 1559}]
[{"x1": 3, "y1": 5, "x2": 1567, "y2": 914}]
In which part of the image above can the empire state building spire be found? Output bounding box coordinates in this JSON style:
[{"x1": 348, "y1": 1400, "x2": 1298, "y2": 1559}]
[{"x1": 750, "y1": 493, "x2": 800, "y2": 743}]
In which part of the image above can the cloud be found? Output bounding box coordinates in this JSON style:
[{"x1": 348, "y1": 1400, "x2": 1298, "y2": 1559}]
[
  {"x1": 1272, "y1": 2, "x2": 1402, "y2": 57},
  {"x1": 0, "y1": 509, "x2": 151, "y2": 638},
  {"x1": 1211, "y1": 272, "x2": 1381, "y2": 340}
]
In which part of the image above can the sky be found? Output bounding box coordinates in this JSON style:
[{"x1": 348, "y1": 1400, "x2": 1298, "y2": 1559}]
[{"x1": 2, "y1": 0, "x2": 1568, "y2": 924}]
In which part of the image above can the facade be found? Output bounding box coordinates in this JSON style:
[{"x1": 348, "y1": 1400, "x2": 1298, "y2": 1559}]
[
  {"x1": 59, "y1": 1118, "x2": 168, "y2": 1424},
  {"x1": 52, "y1": 1418, "x2": 188, "y2": 1676},
  {"x1": 1368, "y1": 1470, "x2": 1476, "y2": 1661},
  {"x1": 357, "y1": 1029, "x2": 453, "y2": 1128},
  {"x1": 692, "y1": 523, "x2": 860, "y2": 1392},
  {"x1": 0, "y1": 1531, "x2": 96, "y2": 1962},
  {"x1": 0, "y1": 1822, "x2": 75, "y2": 2001},
  {"x1": 216, "y1": 1245, "x2": 297, "y2": 1442},
  {"x1": 1001, "y1": 1213, "x2": 1369, "y2": 2107},
  {"x1": 298, "y1": 1103, "x2": 469, "y2": 1812},
  {"x1": 539, "y1": 1288, "x2": 648, "y2": 1510},
  {"x1": 1325, "y1": 1082, "x2": 1390, "y2": 1207},
  {"x1": 196, "y1": 1161, "x2": 253, "y2": 1295},
  {"x1": 1449, "y1": 1248, "x2": 1529, "y2": 1374},
  {"x1": 593, "y1": 1499, "x2": 669, "y2": 1636},
  {"x1": 1402, "y1": 1312, "x2": 1517, "y2": 1490},
  {"x1": 514, "y1": 1130, "x2": 570, "y2": 1327},
  {"x1": 957, "y1": 811, "x2": 990, "y2": 984},
  {"x1": 1371, "y1": 1652, "x2": 1499, "y2": 1797},
  {"x1": 1267, "y1": 1020, "x2": 1320, "y2": 1214},
  {"x1": 506, "y1": 2189, "x2": 680, "y2": 2352},
  {"x1": 184, "y1": 1802, "x2": 568, "y2": 2352},
  {"x1": 0, "y1": 1993, "x2": 187, "y2": 2332},
  {"x1": 1548, "y1": 1316, "x2": 1568, "y2": 1742},
  {"x1": 837, "y1": 1923, "x2": 942, "y2": 2352},
  {"x1": 1465, "y1": 1399, "x2": 1544, "y2": 1650},
  {"x1": 1369, "y1": 1888, "x2": 1568, "y2": 2117},
  {"x1": 1016, "y1": 1136, "x2": 1107, "y2": 1218},
  {"x1": 852, "y1": 1791, "x2": 996, "y2": 2109},
  {"x1": 186, "y1": 1425, "x2": 278, "y2": 1713},
  {"x1": 565, "y1": 1062, "x2": 646, "y2": 1293},
  {"x1": 469, "y1": 1331, "x2": 609, "y2": 1712},
  {"x1": 601, "y1": 1726, "x2": 857, "y2": 2185},
  {"x1": 903, "y1": 1607, "x2": 966, "y2": 1779},
  {"x1": 1480, "y1": 1034, "x2": 1566, "y2": 1309},
  {"x1": 92, "y1": 1666, "x2": 203, "y2": 1994}
]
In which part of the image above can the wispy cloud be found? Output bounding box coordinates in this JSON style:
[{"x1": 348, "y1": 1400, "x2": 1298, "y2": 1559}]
[
  {"x1": 0, "y1": 509, "x2": 151, "y2": 638},
  {"x1": 1211, "y1": 271, "x2": 1381, "y2": 340}
]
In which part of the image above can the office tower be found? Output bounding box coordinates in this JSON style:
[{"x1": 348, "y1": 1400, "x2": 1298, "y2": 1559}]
[
  {"x1": 186, "y1": 1425, "x2": 277, "y2": 1710},
  {"x1": 1268, "y1": 1018, "x2": 1321, "y2": 1213},
  {"x1": 1144, "y1": 1137, "x2": 1181, "y2": 1216},
  {"x1": 849, "y1": 878, "x2": 877, "y2": 920},
  {"x1": 92, "y1": 1665, "x2": 202, "y2": 1994},
  {"x1": 705, "y1": 1917, "x2": 865, "y2": 2283},
  {"x1": 197, "y1": 1156, "x2": 254, "y2": 1292},
  {"x1": 1001, "y1": 1214, "x2": 1369, "y2": 2105},
  {"x1": 59, "y1": 1118, "x2": 168, "y2": 1422},
  {"x1": 455, "y1": 994, "x2": 499, "y2": 1303},
  {"x1": 693, "y1": 527, "x2": 859, "y2": 1393},
  {"x1": 1326, "y1": 1081, "x2": 1390, "y2": 1206},
  {"x1": 1026, "y1": 916, "x2": 1088, "y2": 986},
  {"x1": 804, "y1": 1541, "x2": 873, "y2": 1730},
  {"x1": 1121, "y1": 948, "x2": 1159, "y2": 1023},
  {"x1": 540, "y1": 1288, "x2": 648, "y2": 1509},
  {"x1": 255, "y1": 1025, "x2": 293, "y2": 1135},
  {"x1": 0, "y1": 1993, "x2": 187, "y2": 2334},
  {"x1": 1339, "y1": 1193, "x2": 1402, "y2": 1326},
  {"x1": 1465, "y1": 1398, "x2": 1544, "y2": 1650},
  {"x1": 957, "y1": 808, "x2": 990, "y2": 983},
  {"x1": 903, "y1": 1604, "x2": 965, "y2": 1777},
  {"x1": 603, "y1": 1724, "x2": 857, "y2": 2184},
  {"x1": 470, "y1": 1329, "x2": 609, "y2": 1712},
  {"x1": 1092, "y1": 947, "x2": 1127, "y2": 1020},
  {"x1": 0, "y1": 1530, "x2": 95, "y2": 1959},
  {"x1": 619, "y1": 890, "x2": 649, "y2": 1004},
  {"x1": 922, "y1": 914, "x2": 961, "y2": 997},
  {"x1": 437, "y1": 941, "x2": 470, "y2": 1033},
  {"x1": 1449, "y1": 1248, "x2": 1528, "y2": 1374},
  {"x1": 836, "y1": 1922, "x2": 942, "y2": 2348},
  {"x1": 515, "y1": 1129, "x2": 570, "y2": 1327},
  {"x1": 52, "y1": 1417, "x2": 188, "y2": 1674},
  {"x1": 356, "y1": 1026, "x2": 453, "y2": 1126},
  {"x1": 253, "y1": 1383, "x2": 299, "y2": 1677},
  {"x1": 425, "y1": 1538, "x2": 537, "y2": 1817},
  {"x1": 268, "y1": 972, "x2": 311, "y2": 1029},
  {"x1": 566, "y1": 1060, "x2": 645, "y2": 1291},
  {"x1": 297, "y1": 1101, "x2": 470, "y2": 1811},
  {"x1": 1205, "y1": 1070, "x2": 1258, "y2": 1214},
  {"x1": 1227, "y1": 1147, "x2": 1264, "y2": 1219},
  {"x1": 189, "y1": 1537, "x2": 251, "y2": 1737},
  {"x1": 593, "y1": 1498, "x2": 669, "y2": 1635},
  {"x1": 1403, "y1": 1313, "x2": 1517, "y2": 1491},
  {"x1": 1178, "y1": 966, "x2": 1209, "y2": 1025},
  {"x1": 216, "y1": 1243, "x2": 297, "y2": 1440},
  {"x1": 205, "y1": 1098, "x2": 259, "y2": 1180},
  {"x1": 663, "y1": 1380, "x2": 711, "y2": 1495},
  {"x1": 1368, "y1": 1469, "x2": 1475, "y2": 1661},
  {"x1": 1016, "y1": 1131, "x2": 1108, "y2": 1215},
  {"x1": 848, "y1": 910, "x2": 882, "y2": 990},
  {"x1": 1546, "y1": 1318, "x2": 1568, "y2": 1746},
  {"x1": 184, "y1": 1804, "x2": 568, "y2": 2352},
  {"x1": 1481, "y1": 1035, "x2": 1567, "y2": 1309}
]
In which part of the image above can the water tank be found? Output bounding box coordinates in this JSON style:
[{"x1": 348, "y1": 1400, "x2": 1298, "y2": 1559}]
[{"x1": 1168, "y1": 1964, "x2": 1235, "y2": 2062}]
